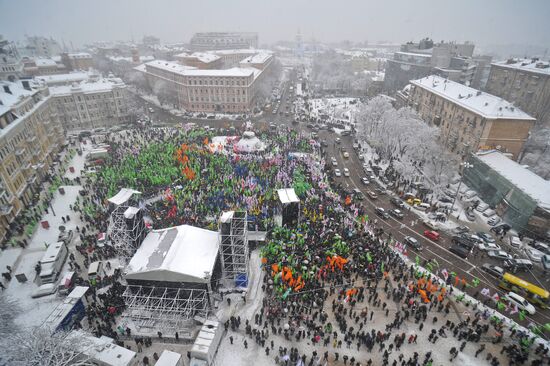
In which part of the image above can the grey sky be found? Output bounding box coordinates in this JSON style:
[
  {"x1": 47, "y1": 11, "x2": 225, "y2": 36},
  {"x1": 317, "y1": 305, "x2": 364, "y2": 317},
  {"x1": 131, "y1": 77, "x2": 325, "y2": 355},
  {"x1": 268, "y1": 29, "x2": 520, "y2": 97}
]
[{"x1": 1, "y1": 0, "x2": 549, "y2": 48}]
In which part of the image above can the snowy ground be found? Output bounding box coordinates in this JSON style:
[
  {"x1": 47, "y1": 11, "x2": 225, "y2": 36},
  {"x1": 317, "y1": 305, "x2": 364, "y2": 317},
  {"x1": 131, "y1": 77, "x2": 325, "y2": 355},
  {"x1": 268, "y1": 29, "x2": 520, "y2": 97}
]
[
  {"x1": 0, "y1": 142, "x2": 93, "y2": 330},
  {"x1": 212, "y1": 250, "x2": 511, "y2": 366}
]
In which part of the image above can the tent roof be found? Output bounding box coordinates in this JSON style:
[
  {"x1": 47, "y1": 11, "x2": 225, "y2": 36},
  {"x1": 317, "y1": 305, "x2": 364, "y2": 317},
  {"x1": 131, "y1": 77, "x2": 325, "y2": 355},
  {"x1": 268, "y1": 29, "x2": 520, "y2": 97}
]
[
  {"x1": 125, "y1": 225, "x2": 219, "y2": 284},
  {"x1": 108, "y1": 188, "x2": 141, "y2": 206},
  {"x1": 277, "y1": 188, "x2": 300, "y2": 204}
]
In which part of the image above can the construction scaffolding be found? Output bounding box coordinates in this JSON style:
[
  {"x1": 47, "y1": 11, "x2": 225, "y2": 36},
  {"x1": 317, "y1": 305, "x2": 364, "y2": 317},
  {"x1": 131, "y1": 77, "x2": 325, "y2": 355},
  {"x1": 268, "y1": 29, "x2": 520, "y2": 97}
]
[
  {"x1": 122, "y1": 285, "x2": 209, "y2": 333},
  {"x1": 219, "y1": 211, "x2": 249, "y2": 287},
  {"x1": 107, "y1": 189, "x2": 146, "y2": 263}
]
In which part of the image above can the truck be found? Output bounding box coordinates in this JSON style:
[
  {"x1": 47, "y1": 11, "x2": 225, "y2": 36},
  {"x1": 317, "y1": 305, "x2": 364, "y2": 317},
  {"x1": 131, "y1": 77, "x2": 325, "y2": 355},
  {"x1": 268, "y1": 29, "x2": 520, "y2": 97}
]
[
  {"x1": 39, "y1": 241, "x2": 68, "y2": 284},
  {"x1": 87, "y1": 148, "x2": 109, "y2": 160}
]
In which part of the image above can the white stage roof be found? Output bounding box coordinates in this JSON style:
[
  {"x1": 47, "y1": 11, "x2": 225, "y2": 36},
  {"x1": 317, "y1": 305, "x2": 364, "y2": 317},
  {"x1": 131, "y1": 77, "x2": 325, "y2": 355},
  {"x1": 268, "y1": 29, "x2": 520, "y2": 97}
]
[
  {"x1": 125, "y1": 225, "x2": 219, "y2": 284},
  {"x1": 108, "y1": 188, "x2": 141, "y2": 206},
  {"x1": 277, "y1": 188, "x2": 300, "y2": 204}
]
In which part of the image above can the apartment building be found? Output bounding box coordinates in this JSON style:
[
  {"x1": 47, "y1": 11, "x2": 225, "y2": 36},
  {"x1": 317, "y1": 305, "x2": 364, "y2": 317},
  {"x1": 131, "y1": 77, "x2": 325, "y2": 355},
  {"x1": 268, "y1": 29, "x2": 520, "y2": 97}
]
[
  {"x1": 22, "y1": 57, "x2": 67, "y2": 76},
  {"x1": 0, "y1": 37, "x2": 24, "y2": 81},
  {"x1": 190, "y1": 32, "x2": 258, "y2": 51},
  {"x1": 138, "y1": 60, "x2": 260, "y2": 113},
  {"x1": 408, "y1": 75, "x2": 535, "y2": 160},
  {"x1": 49, "y1": 76, "x2": 130, "y2": 131},
  {"x1": 60, "y1": 52, "x2": 94, "y2": 71},
  {"x1": 0, "y1": 80, "x2": 64, "y2": 242},
  {"x1": 485, "y1": 58, "x2": 550, "y2": 126}
]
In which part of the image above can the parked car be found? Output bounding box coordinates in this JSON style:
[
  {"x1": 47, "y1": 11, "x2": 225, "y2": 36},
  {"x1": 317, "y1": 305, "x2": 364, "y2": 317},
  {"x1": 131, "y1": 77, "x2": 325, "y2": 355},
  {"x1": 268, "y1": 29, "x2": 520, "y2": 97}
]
[
  {"x1": 352, "y1": 188, "x2": 364, "y2": 200},
  {"x1": 390, "y1": 197, "x2": 404, "y2": 208},
  {"x1": 449, "y1": 245, "x2": 469, "y2": 259},
  {"x1": 404, "y1": 236, "x2": 422, "y2": 251},
  {"x1": 487, "y1": 250, "x2": 513, "y2": 261},
  {"x1": 334, "y1": 169, "x2": 341, "y2": 177},
  {"x1": 481, "y1": 263, "x2": 504, "y2": 279},
  {"x1": 422, "y1": 220, "x2": 438, "y2": 231},
  {"x1": 375, "y1": 207, "x2": 389, "y2": 219},
  {"x1": 453, "y1": 226, "x2": 470, "y2": 234},
  {"x1": 487, "y1": 216, "x2": 501, "y2": 226},
  {"x1": 452, "y1": 235, "x2": 476, "y2": 250},
  {"x1": 332, "y1": 159, "x2": 338, "y2": 167},
  {"x1": 476, "y1": 203, "x2": 490, "y2": 212},
  {"x1": 366, "y1": 191, "x2": 378, "y2": 199},
  {"x1": 524, "y1": 248, "x2": 544, "y2": 263},
  {"x1": 361, "y1": 177, "x2": 370, "y2": 185},
  {"x1": 390, "y1": 209, "x2": 404, "y2": 219},
  {"x1": 483, "y1": 209, "x2": 497, "y2": 217},
  {"x1": 343, "y1": 152, "x2": 350, "y2": 158},
  {"x1": 503, "y1": 258, "x2": 534, "y2": 272},
  {"x1": 438, "y1": 195, "x2": 453, "y2": 204},
  {"x1": 476, "y1": 232, "x2": 496, "y2": 244},
  {"x1": 542, "y1": 255, "x2": 550, "y2": 271},
  {"x1": 335, "y1": 138, "x2": 341, "y2": 144},
  {"x1": 509, "y1": 236, "x2": 523, "y2": 249},
  {"x1": 503, "y1": 292, "x2": 536, "y2": 315},
  {"x1": 529, "y1": 241, "x2": 550, "y2": 255},
  {"x1": 465, "y1": 210, "x2": 476, "y2": 221},
  {"x1": 478, "y1": 242, "x2": 502, "y2": 251},
  {"x1": 424, "y1": 230, "x2": 440, "y2": 241},
  {"x1": 490, "y1": 223, "x2": 511, "y2": 234},
  {"x1": 343, "y1": 168, "x2": 350, "y2": 177}
]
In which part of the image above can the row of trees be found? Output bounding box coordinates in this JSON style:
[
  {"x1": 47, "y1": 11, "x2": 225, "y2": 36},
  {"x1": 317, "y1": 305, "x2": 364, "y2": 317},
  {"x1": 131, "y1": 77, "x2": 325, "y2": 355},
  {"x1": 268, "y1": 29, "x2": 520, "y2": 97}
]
[{"x1": 355, "y1": 96, "x2": 460, "y2": 197}]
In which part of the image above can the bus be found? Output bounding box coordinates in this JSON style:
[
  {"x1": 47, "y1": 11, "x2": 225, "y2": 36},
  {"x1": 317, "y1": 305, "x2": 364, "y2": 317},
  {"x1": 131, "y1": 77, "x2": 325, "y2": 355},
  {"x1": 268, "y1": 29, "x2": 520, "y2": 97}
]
[{"x1": 499, "y1": 273, "x2": 550, "y2": 309}]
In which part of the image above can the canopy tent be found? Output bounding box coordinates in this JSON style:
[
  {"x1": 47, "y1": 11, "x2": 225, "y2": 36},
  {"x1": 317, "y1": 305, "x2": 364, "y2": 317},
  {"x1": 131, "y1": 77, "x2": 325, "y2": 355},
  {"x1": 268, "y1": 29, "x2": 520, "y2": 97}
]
[
  {"x1": 125, "y1": 225, "x2": 219, "y2": 284},
  {"x1": 234, "y1": 131, "x2": 266, "y2": 153},
  {"x1": 277, "y1": 188, "x2": 300, "y2": 205},
  {"x1": 107, "y1": 188, "x2": 141, "y2": 206}
]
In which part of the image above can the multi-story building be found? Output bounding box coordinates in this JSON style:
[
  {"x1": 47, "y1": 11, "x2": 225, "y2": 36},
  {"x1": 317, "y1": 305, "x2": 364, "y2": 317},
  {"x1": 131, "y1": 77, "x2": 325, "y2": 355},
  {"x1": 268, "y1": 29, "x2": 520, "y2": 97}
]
[
  {"x1": 485, "y1": 58, "x2": 550, "y2": 126},
  {"x1": 49, "y1": 76, "x2": 130, "y2": 131},
  {"x1": 23, "y1": 36, "x2": 62, "y2": 58},
  {"x1": 60, "y1": 52, "x2": 94, "y2": 71},
  {"x1": 0, "y1": 80, "x2": 64, "y2": 242},
  {"x1": 0, "y1": 37, "x2": 24, "y2": 81},
  {"x1": 138, "y1": 60, "x2": 260, "y2": 113},
  {"x1": 384, "y1": 39, "x2": 483, "y2": 92},
  {"x1": 408, "y1": 75, "x2": 535, "y2": 160},
  {"x1": 190, "y1": 32, "x2": 258, "y2": 51},
  {"x1": 211, "y1": 49, "x2": 262, "y2": 68},
  {"x1": 174, "y1": 52, "x2": 223, "y2": 69},
  {"x1": 239, "y1": 53, "x2": 273, "y2": 70},
  {"x1": 471, "y1": 55, "x2": 493, "y2": 90},
  {"x1": 22, "y1": 57, "x2": 67, "y2": 76},
  {"x1": 35, "y1": 71, "x2": 93, "y2": 87}
]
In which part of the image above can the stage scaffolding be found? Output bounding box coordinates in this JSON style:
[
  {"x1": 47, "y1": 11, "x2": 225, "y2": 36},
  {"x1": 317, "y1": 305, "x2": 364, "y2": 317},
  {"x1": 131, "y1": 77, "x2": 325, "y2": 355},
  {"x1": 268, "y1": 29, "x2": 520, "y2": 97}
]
[
  {"x1": 219, "y1": 211, "x2": 249, "y2": 286},
  {"x1": 122, "y1": 285, "x2": 209, "y2": 332},
  {"x1": 107, "y1": 190, "x2": 146, "y2": 263}
]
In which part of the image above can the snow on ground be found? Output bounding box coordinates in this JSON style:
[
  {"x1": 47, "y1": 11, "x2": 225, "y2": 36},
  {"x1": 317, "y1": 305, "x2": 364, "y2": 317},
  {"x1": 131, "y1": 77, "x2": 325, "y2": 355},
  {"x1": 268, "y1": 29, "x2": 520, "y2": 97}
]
[{"x1": 1, "y1": 145, "x2": 91, "y2": 330}]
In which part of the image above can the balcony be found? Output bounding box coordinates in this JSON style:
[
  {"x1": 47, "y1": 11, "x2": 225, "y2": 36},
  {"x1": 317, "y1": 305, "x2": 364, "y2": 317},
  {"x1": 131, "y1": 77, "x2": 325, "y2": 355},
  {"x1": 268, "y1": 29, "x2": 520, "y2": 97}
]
[
  {"x1": 16, "y1": 182, "x2": 28, "y2": 197},
  {"x1": 26, "y1": 135, "x2": 37, "y2": 143},
  {"x1": 15, "y1": 147, "x2": 25, "y2": 156}
]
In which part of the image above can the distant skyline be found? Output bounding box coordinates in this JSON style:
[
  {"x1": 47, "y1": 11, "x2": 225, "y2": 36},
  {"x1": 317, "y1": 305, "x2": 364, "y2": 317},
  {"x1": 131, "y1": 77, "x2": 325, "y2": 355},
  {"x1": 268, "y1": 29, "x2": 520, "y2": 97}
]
[{"x1": 1, "y1": 0, "x2": 549, "y2": 52}]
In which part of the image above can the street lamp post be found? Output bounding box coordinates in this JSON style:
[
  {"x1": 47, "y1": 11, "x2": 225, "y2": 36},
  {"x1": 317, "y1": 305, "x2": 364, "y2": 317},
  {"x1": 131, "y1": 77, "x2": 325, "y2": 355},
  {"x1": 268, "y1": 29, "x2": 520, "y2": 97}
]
[{"x1": 448, "y1": 162, "x2": 473, "y2": 218}]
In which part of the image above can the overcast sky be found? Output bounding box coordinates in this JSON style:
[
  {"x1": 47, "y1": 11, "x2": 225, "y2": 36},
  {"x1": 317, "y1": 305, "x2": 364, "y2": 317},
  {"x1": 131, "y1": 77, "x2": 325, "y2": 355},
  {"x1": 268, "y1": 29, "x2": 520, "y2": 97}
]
[{"x1": 1, "y1": 0, "x2": 549, "y2": 49}]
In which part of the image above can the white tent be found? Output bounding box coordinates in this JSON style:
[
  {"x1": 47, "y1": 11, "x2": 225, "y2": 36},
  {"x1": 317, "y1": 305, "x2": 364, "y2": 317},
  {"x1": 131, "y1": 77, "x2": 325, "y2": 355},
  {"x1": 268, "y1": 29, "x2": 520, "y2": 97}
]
[
  {"x1": 107, "y1": 188, "x2": 141, "y2": 206},
  {"x1": 125, "y1": 225, "x2": 219, "y2": 284},
  {"x1": 277, "y1": 188, "x2": 300, "y2": 205}
]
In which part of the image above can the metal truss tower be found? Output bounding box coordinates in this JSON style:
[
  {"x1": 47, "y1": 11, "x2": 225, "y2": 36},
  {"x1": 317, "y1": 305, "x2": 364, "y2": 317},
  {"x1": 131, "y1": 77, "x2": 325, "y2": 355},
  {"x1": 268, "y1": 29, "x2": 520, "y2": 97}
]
[{"x1": 219, "y1": 211, "x2": 249, "y2": 286}]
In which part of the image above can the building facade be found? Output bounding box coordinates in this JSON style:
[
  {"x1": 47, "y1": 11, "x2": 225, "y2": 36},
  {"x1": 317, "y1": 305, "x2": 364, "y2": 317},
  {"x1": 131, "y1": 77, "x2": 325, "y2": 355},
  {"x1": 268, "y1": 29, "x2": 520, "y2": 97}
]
[
  {"x1": 0, "y1": 37, "x2": 24, "y2": 81},
  {"x1": 138, "y1": 60, "x2": 260, "y2": 113},
  {"x1": 23, "y1": 36, "x2": 62, "y2": 58},
  {"x1": 0, "y1": 80, "x2": 64, "y2": 242},
  {"x1": 485, "y1": 58, "x2": 550, "y2": 126},
  {"x1": 50, "y1": 76, "x2": 130, "y2": 131},
  {"x1": 190, "y1": 32, "x2": 258, "y2": 51},
  {"x1": 61, "y1": 52, "x2": 94, "y2": 71},
  {"x1": 464, "y1": 150, "x2": 550, "y2": 239},
  {"x1": 408, "y1": 75, "x2": 535, "y2": 160}
]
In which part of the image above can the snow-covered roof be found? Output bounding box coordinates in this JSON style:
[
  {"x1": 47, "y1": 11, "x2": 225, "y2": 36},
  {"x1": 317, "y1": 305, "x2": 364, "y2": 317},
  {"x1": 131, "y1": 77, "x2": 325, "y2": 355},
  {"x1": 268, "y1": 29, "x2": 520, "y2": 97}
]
[
  {"x1": 107, "y1": 55, "x2": 155, "y2": 63},
  {"x1": 67, "y1": 52, "x2": 92, "y2": 59},
  {"x1": 0, "y1": 80, "x2": 40, "y2": 116},
  {"x1": 175, "y1": 52, "x2": 221, "y2": 63},
  {"x1": 411, "y1": 75, "x2": 536, "y2": 121},
  {"x1": 475, "y1": 150, "x2": 550, "y2": 210},
  {"x1": 36, "y1": 71, "x2": 92, "y2": 85},
  {"x1": 156, "y1": 350, "x2": 182, "y2": 366},
  {"x1": 34, "y1": 58, "x2": 58, "y2": 67},
  {"x1": 492, "y1": 58, "x2": 550, "y2": 76},
  {"x1": 125, "y1": 225, "x2": 219, "y2": 284},
  {"x1": 239, "y1": 53, "x2": 272, "y2": 65},
  {"x1": 396, "y1": 51, "x2": 432, "y2": 58},
  {"x1": 277, "y1": 188, "x2": 300, "y2": 204},
  {"x1": 143, "y1": 60, "x2": 256, "y2": 77},
  {"x1": 107, "y1": 188, "x2": 141, "y2": 206},
  {"x1": 49, "y1": 77, "x2": 126, "y2": 96},
  {"x1": 67, "y1": 330, "x2": 136, "y2": 366}
]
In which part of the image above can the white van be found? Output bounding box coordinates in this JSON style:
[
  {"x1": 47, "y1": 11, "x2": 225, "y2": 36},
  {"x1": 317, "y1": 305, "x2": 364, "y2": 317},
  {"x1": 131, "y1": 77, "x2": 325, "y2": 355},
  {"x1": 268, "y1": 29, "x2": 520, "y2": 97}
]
[
  {"x1": 415, "y1": 203, "x2": 431, "y2": 211},
  {"x1": 57, "y1": 271, "x2": 77, "y2": 295},
  {"x1": 88, "y1": 261, "x2": 104, "y2": 280},
  {"x1": 39, "y1": 241, "x2": 68, "y2": 284}
]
